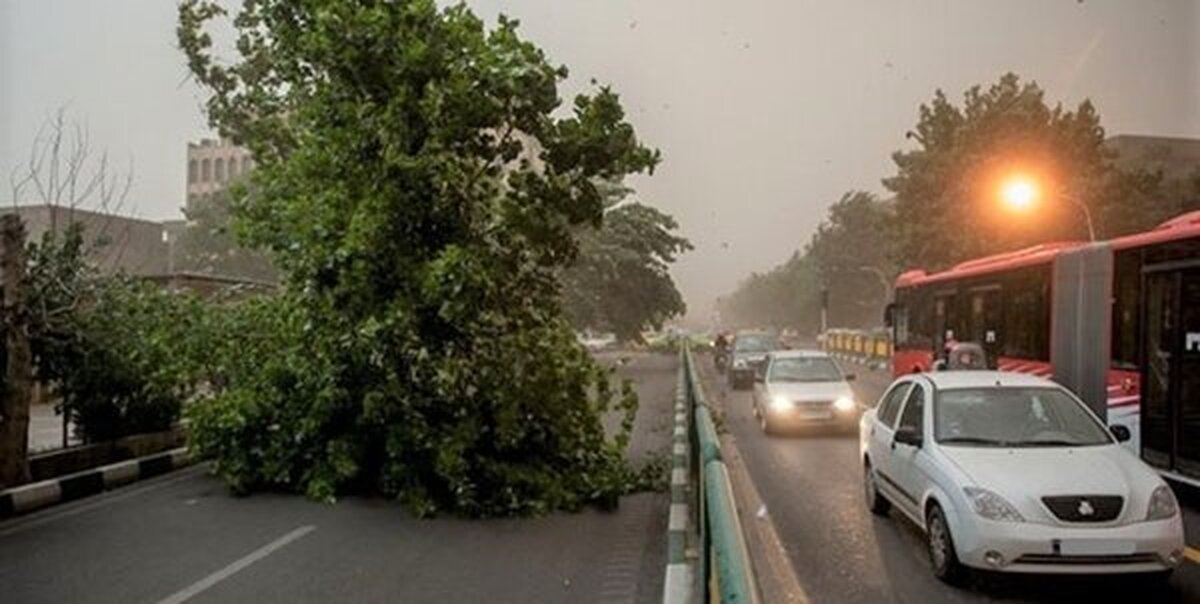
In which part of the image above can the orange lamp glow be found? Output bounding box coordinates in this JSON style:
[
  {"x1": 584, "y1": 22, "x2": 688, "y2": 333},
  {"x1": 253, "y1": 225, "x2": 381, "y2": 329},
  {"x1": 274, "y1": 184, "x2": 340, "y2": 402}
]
[{"x1": 1000, "y1": 176, "x2": 1039, "y2": 211}]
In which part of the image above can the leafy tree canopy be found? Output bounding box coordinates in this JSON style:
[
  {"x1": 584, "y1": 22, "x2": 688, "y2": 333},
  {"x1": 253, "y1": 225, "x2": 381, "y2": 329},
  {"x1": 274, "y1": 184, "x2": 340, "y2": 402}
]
[
  {"x1": 884, "y1": 72, "x2": 1109, "y2": 270},
  {"x1": 561, "y1": 182, "x2": 690, "y2": 342},
  {"x1": 178, "y1": 0, "x2": 663, "y2": 516}
]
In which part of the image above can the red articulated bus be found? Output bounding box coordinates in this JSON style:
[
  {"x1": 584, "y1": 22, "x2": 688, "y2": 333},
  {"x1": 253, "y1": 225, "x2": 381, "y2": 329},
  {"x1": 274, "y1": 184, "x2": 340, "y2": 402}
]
[{"x1": 888, "y1": 210, "x2": 1200, "y2": 485}]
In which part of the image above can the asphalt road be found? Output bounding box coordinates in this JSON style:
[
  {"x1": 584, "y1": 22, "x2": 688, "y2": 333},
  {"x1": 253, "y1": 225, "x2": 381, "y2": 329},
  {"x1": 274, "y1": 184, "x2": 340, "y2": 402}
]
[
  {"x1": 0, "y1": 351, "x2": 676, "y2": 604},
  {"x1": 698, "y1": 355, "x2": 1200, "y2": 603}
]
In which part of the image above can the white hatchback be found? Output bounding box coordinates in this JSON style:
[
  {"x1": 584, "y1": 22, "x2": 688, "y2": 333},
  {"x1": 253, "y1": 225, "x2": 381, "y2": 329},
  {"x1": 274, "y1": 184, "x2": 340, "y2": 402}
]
[{"x1": 860, "y1": 371, "x2": 1185, "y2": 584}]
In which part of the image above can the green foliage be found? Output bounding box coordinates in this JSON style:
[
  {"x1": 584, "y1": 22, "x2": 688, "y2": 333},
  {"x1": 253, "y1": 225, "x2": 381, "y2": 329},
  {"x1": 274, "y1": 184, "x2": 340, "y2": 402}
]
[
  {"x1": 178, "y1": 0, "x2": 664, "y2": 516},
  {"x1": 176, "y1": 189, "x2": 277, "y2": 283},
  {"x1": 883, "y1": 73, "x2": 1110, "y2": 270},
  {"x1": 27, "y1": 226, "x2": 207, "y2": 442},
  {"x1": 561, "y1": 183, "x2": 691, "y2": 342}
]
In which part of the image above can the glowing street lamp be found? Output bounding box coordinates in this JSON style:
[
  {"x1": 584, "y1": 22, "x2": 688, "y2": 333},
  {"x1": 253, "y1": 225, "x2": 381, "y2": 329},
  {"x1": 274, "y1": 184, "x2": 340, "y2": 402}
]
[
  {"x1": 1000, "y1": 177, "x2": 1039, "y2": 212},
  {"x1": 998, "y1": 175, "x2": 1095, "y2": 241}
]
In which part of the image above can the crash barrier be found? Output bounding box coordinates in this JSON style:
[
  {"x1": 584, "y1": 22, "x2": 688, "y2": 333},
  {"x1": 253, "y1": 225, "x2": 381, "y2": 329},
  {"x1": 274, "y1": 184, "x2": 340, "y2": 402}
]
[
  {"x1": 823, "y1": 328, "x2": 891, "y2": 371},
  {"x1": 662, "y1": 343, "x2": 760, "y2": 604}
]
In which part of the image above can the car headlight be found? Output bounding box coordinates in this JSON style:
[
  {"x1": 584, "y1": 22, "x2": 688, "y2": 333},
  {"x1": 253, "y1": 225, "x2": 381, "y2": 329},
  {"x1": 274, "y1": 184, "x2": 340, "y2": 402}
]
[
  {"x1": 832, "y1": 396, "x2": 856, "y2": 413},
  {"x1": 1146, "y1": 485, "x2": 1179, "y2": 521},
  {"x1": 963, "y1": 487, "x2": 1025, "y2": 522},
  {"x1": 769, "y1": 396, "x2": 792, "y2": 412}
]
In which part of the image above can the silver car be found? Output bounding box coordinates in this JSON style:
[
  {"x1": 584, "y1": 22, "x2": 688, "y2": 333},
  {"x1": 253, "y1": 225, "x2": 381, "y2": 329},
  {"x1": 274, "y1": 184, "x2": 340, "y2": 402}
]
[{"x1": 752, "y1": 350, "x2": 859, "y2": 435}]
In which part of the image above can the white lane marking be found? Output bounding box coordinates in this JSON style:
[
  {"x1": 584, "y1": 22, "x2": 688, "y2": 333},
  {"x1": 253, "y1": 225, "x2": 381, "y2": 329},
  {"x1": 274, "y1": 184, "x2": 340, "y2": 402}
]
[
  {"x1": 0, "y1": 465, "x2": 207, "y2": 538},
  {"x1": 154, "y1": 525, "x2": 315, "y2": 604}
]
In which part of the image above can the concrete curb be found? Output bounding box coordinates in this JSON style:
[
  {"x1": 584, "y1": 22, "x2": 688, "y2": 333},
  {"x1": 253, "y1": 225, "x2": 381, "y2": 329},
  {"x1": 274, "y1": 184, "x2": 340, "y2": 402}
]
[
  {"x1": 662, "y1": 346, "x2": 695, "y2": 604},
  {"x1": 0, "y1": 447, "x2": 193, "y2": 519}
]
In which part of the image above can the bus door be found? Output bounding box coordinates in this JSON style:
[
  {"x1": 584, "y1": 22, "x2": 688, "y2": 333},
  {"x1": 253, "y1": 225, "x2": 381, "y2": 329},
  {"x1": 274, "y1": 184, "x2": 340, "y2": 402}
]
[
  {"x1": 933, "y1": 291, "x2": 957, "y2": 357},
  {"x1": 1141, "y1": 268, "x2": 1200, "y2": 479},
  {"x1": 968, "y1": 286, "x2": 1001, "y2": 368}
]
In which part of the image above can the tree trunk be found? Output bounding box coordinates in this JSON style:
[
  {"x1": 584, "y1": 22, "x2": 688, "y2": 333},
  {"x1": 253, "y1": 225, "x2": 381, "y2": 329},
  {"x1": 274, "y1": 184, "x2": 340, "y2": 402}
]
[{"x1": 0, "y1": 214, "x2": 32, "y2": 488}]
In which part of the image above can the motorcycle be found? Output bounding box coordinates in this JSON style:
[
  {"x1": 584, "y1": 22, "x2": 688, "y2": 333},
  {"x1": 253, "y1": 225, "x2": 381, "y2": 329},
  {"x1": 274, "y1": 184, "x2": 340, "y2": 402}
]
[{"x1": 714, "y1": 349, "x2": 730, "y2": 373}]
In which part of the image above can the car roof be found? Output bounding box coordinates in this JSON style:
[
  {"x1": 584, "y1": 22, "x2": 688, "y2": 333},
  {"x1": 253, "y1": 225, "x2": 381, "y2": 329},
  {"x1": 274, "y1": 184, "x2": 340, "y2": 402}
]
[
  {"x1": 768, "y1": 349, "x2": 829, "y2": 359},
  {"x1": 912, "y1": 370, "x2": 1060, "y2": 390}
]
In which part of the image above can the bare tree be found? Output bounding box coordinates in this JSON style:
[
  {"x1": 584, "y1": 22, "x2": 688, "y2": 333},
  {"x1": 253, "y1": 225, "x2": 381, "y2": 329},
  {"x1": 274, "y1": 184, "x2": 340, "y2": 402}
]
[{"x1": 9, "y1": 107, "x2": 136, "y2": 272}]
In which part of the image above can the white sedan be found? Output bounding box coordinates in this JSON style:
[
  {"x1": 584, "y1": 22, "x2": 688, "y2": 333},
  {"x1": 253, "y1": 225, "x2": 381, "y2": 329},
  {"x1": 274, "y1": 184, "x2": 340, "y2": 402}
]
[
  {"x1": 751, "y1": 350, "x2": 859, "y2": 434},
  {"x1": 860, "y1": 371, "x2": 1185, "y2": 584}
]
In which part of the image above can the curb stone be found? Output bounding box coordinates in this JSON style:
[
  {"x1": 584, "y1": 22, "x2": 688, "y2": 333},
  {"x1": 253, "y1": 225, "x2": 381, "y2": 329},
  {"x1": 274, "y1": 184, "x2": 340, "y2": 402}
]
[{"x1": 0, "y1": 447, "x2": 194, "y2": 519}]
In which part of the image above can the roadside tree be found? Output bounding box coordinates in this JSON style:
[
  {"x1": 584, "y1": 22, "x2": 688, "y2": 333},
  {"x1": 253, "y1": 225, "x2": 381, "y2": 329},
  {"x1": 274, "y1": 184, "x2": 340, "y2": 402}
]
[{"x1": 179, "y1": 0, "x2": 663, "y2": 515}]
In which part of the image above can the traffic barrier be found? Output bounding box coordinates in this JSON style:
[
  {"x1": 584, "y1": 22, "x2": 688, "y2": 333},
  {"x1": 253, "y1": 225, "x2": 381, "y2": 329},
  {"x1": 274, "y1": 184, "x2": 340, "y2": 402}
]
[
  {"x1": 667, "y1": 343, "x2": 760, "y2": 604},
  {"x1": 822, "y1": 327, "x2": 891, "y2": 371}
]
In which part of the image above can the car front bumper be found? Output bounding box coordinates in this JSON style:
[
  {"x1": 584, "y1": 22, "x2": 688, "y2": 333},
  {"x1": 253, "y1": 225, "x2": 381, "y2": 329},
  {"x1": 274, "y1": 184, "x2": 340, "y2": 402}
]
[
  {"x1": 764, "y1": 406, "x2": 860, "y2": 428},
  {"x1": 953, "y1": 513, "x2": 1185, "y2": 574}
]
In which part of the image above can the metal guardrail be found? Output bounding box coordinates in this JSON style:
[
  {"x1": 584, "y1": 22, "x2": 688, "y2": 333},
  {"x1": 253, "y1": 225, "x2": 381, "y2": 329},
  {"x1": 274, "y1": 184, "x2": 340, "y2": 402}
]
[{"x1": 662, "y1": 343, "x2": 759, "y2": 604}]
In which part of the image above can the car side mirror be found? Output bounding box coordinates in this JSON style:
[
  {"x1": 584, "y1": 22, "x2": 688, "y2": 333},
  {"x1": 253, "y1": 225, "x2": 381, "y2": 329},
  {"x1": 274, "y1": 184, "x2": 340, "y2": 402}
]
[
  {"x1": 1110, "y1": 424, "x2": 1131, "y2": 443},
  {"x1": 844, "y1": 373, "x2": 856, "y2": 382},
  {"x1": 883, "y1": 303, "x2": 895, "y2": 328},
  {"x1": 893, "y1": 426, "x2": 923, "y2": 448}
]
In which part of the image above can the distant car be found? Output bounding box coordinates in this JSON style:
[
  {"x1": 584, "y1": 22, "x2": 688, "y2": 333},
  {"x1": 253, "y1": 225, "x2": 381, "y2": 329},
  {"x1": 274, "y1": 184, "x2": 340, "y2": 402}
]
[
  {"x1": 578, "y1": 332, "x2": 617, "y2": 351},
  {"x1": 860, "y1": 371, "x2": 1185, "y2": 585},
  {"x1": 728, "y1": 331, "x2": 778, "y2": 390},
  {"x1": 752, "y1": 350, "x2": 859, "y2": 435}
]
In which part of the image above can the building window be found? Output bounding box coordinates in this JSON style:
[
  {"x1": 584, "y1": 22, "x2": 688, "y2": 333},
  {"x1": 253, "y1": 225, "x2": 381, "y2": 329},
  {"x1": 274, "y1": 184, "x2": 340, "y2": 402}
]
[
  {"x1": 215, "y1": 158, "x2": 225, "y2": 182},
  {"x1": 229, "y1": 157, "x2": 239, "y2": 178},
  {"x1": 188, "y1": 159, "x2": 198, "y2": 184},
  {"x1": 201, "y1": 158, "x2": 211, "y2": 182}
]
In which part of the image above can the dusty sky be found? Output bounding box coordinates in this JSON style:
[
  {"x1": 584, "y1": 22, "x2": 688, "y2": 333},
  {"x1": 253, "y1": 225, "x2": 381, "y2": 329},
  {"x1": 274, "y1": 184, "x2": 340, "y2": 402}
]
[{"x1": 2, "y1": 1, "x2": 1197, "y2": 316}]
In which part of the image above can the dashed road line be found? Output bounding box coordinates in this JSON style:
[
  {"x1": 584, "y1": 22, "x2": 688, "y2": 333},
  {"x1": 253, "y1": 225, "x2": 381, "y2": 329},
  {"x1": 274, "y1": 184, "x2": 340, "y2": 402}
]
[{"x1": 154, "y1": 524, "x2": 316, "y2": 604}]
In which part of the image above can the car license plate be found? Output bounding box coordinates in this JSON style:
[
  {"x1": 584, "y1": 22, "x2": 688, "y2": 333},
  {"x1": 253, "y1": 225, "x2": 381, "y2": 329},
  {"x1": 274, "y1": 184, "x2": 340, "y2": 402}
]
[
  {"x1": 797, "y1": 410, "x2": 832, "y2": 420},
  {"x1": 1057, "y1": 539, "x2": 1135, "y2": 556}
]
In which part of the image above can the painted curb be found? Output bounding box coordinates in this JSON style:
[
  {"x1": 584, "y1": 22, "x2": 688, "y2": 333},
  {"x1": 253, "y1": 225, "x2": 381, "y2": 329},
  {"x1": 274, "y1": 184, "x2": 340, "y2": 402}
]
[
  {"x1": 0, "y1": 447, "x2": 194, "y2": 519},
  {"x1": 662, "y1": 345, "x2": 695, "y2": 604}
]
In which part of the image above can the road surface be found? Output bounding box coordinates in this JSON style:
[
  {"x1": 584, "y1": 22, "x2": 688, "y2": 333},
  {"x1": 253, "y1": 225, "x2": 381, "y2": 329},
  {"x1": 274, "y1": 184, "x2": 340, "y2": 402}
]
[
  {"x1": 698, "y1": 354, "x2": 1200, "y2": 603},
  {"x1": 0, "y1": 351, "x2": 676, "y2": 604}
]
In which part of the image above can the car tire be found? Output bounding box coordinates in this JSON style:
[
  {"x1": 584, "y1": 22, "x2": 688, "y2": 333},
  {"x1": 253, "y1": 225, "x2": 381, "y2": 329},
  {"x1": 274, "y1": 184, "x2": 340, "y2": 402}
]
[
  {"x1": 926, "y1": 504, "x2": 967, "y2": 586},
  {"x1": 864, "y1": 462, "x2": 890, "y2": 516}
]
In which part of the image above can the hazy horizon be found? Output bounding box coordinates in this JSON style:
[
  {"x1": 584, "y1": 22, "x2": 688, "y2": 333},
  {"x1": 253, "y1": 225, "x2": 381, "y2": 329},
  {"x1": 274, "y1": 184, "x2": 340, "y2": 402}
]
[{"x1": 2, "y1": 0, "x2": 1197, "y2": 316}]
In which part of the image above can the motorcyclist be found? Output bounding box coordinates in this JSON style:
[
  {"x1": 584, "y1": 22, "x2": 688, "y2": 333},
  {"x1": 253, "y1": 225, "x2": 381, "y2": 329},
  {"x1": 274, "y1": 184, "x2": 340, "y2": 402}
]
[{"x1": 713, "y1": 331, "x2": 731, "y2": 371}]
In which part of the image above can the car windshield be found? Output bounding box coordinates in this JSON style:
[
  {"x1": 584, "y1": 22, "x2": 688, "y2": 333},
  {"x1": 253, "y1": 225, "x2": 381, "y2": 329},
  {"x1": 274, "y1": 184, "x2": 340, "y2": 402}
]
[
  {"x1": 767, "y1": 357, "x2": 842, "y2": 383},
  {"x1": 934, "y1": 387, "x2": 1112, "y2": 447},
  {"x1": 734, "y1": 335, "x2": 774, "y2": 352}
]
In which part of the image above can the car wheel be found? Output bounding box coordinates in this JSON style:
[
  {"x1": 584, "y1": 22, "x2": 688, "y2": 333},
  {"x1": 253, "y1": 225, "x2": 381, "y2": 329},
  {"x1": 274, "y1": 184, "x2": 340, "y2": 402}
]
[
  {"x1": 926, "y1": 504, "x2": 967, "y2": 586},
  {"x1": 863, "y1": 462, "x2": 890, "y2": 516}
]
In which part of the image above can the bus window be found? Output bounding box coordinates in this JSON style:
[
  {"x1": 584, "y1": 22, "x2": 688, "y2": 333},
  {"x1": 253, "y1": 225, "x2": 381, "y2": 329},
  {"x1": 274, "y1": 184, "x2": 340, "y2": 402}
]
[
  {"x1": 1002, "y1": 267, "x2": 1050, "y2": 361},
  {"x1": 1111, "y1": 249, "x2": 1141, "y2": 369},
  {"x1": 895, "y1": 304, "x2": 910, "y2": 346}
]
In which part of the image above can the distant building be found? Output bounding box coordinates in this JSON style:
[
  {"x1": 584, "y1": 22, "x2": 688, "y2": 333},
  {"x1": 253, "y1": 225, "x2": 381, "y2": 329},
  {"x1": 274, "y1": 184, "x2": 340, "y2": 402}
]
[
  {"x1": 5, "y1": 204, "x2": 169, "y2": 276},
  {"x1": 186, "y1": 138, "x2": 253, "y2": 209},
  {"x1": 1106, "y1": 135, "x2": 1200, "y2": 180}
]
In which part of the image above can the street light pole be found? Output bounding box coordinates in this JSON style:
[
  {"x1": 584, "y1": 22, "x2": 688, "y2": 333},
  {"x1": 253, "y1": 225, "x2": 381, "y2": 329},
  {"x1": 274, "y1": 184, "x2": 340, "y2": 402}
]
[{"x1": 1058, "y1": 192, "x2": 1096, "y2": 242}]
